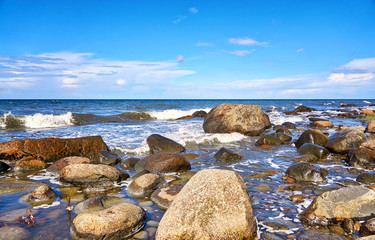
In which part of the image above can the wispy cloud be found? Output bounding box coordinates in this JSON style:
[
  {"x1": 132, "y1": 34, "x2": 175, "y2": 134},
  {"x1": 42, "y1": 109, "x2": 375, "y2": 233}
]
[
  {"x1": 189, "y1": 7, "x2": 198, "y2": 14},
  {"x1": 340, "y1": 58, "x2": 375, "y2": 72},
  {"x1": 173, "y1": 16, "x2": 187, "y2": 24},
  {"x1": 176, "y1": 55, "x2": 184, "y2": 62},
  {"x1": 173, "y1": 7, "x2": 199, "y2": 24},
  {"x1": 228, "y1": 37, "x2": 268, "y2": 46},
  {"x1": 227, "y1": 49, "x2": 255, "y2": 56}
]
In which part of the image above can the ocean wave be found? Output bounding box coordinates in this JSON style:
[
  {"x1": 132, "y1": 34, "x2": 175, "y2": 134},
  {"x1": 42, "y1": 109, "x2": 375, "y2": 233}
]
[
  {"x1": 268, "y1": 111, "x2": 305, "y2": 125},
  {"x1": 146, "y1": 108, "x2": 211, "y2": 120},
  {"x1": 0, "y1": 112, "x2": 74, "y2": 129}
]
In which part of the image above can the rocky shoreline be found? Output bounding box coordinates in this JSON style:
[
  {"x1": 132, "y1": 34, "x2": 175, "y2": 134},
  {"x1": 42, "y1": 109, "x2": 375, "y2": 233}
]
[{"x1": 0, "y1": 103, "x2": 375, "y2": 239}]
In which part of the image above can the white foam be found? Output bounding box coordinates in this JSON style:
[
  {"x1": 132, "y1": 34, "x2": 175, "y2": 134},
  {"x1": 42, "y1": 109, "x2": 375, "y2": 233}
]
[
  {"x1": 363, "y1": 100, "x2": 371, "y2": 104},
  {"x1": 146, "y1": 108, "x2": 211, "y2": 120},
  {"x1": 0, "y1": 112, "x2": 74, "y2": 129},
  {"x1": 33, "y1": 200, "x2": 61, "y2": 209},
  {"x1": 268, "y1": 111, "x2": 305, "y2": 125}
]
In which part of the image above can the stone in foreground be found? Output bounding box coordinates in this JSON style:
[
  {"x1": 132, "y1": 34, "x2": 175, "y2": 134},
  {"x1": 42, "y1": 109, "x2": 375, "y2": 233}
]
[
  {"x1": 147, "y1": 134, "x2": 186, "y2": 154},
  {"x1": 156, "y1": 169, "x2": 257, "y2": 240},
  {"x1": 203, "y1": 103, "x2": 271, "y2": 136},
  {"x1": 72, "y1": 202, "x2": 146, "y2": 240}
]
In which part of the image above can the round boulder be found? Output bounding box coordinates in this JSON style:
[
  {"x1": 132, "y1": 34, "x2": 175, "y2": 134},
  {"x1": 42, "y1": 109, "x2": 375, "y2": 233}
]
[
  {"x1": 72, "y1": 202, "x2": 146, "y2": 240},
  {"x1": 135, "y1": 153, "x2": 191, "y2": 174},
  {"x1": 127, "y1": 173, "x2": 162, "y2": 198},
  {"x1": 325, "y1": 126, "x2": 366, "y2": 154},
  {"x1": 203, "y1": 103, "x2": 271, "y2": 136},
  {"x1": 286, "y1": 162, "x2": 328, "y2": 182},
  {"x1": 297, "y1": 143, "x2": 330, "y2": 160},
  {"x1": 213, "y1": 147, "x2": 243, "y2": 163},
  {"x1": 155, "y1": 169, "x2": 257, "y2": 240},
  {"x1": 346, "y1": 148, "x2": 375, "y2": 169},
  {"x1": 47, "y1": 156, "x2": 92, "y2": 174},
  {"x1": 295, "y1": 129, "x2": 329, "y2": 149},
  {"x1": 147, "y1": 134, "x2": 185, "y2": 154}
]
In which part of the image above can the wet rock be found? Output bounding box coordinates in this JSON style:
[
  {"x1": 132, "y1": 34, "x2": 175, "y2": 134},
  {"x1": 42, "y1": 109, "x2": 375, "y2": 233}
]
[
  {"x1": 328, "y1": 225, "x2": 345, "y2": 235},
  {"x1": 346, "y1": 148, "x2": 375, "y2": 169},
  {"x1": 74, "y1": 195, "x2": 125, "y2": 214},
  {"x1": 297, "y1": 229, "x2": 347, "y2": 240},
  {"x1": 362, "y1": 109, "x2": 375, "y2": 115},
  {"x1": 192, "y1": 110, "x2": 207, "y2": 118},
  {"x1": 0, "y1": 161, "x2": 10, "y2": 173},
  {"x1": 93, "y1": 150, "x2": 121, "y2": 165},
  {"x1": 309, "y1": 117, "x2": 329, "y2": 122},
  {"x1": 361, "y1": 217, "x2": 375, "y2": 235},
  {"x1": 47, "y1": 156, "x2": 92, "y2": 174},
  {"x1": 135, "y1": 153, "x2": 191, "y2": 174},
  {"x1": 282, "y1": 122, "x2": 297, "y2": 129},
  {"x1": 293, "y1": 154, "x2": 319, "y2": 163},
  {"x1": 295, "y1": 106, "x2": 317, "y2": 113},
  {"x1": 362, "y1": 140, "x2": 375, "y2": 150},
  {"x1": 15, "y1": 156, "x2": 46, "y2": 171},
  {"x1": 26, "y1": 185, "x2": 58, "y2": 204},
  {"x1": 213, "y1": 147, "x2": 243, "y2": 163},
  {"x1": 203, "y1": 103, "x2": 271, "y2": 136},
  {"x1": 286, "y1": 162, "x2": 328, "y2": 182},
  {"x1": 0, "y1": 208, "x2": 38, "y2": 223},
  {"x1": 151, "y1": 185, "x2": 182, "y2": 210},
  {"x1": 297, "y1": 143, "x2": 330, "y2": 160},
  {"x1": 367, "y1": 120, "x2": 375, "y2": 133},
  {"x1": 60, "y1": 164, "x2": 129, "y2": 187},
  {"x1": 275, "y1": 127, "x2": 292, "y2": 135},
  {"x1": 0, "y1": 136, "x2": 108, "y2": 162},
  {"x1": 324, "y1": 126, "x2": 366, "y2": 154},
  {"x1": 295, "y1": 129, "x2": 329, "y2": 148},
  {"x1": 0, "y1": 226, "x2": 32, "y2": 240},
  {"x1": 300, "y1": 186, "x2": 375, "y2": 225},
  {"x1": 284, "y1": 111, "x2": 299, "y2": 115},
  {"x1": 357, "y1": 236, "x2": 375, "y2": 240},
  {"x1": 183, "y1": 153, "x2": 199, "y2": 160},
  {"x1": 340, "y1": 104, "x2": 357, "y2": 108},
  {"x1": 0, "y1": 180, "x2": 43, "y2": 195},
  {"x1": 122, "y1": 157, "x2": 139, "y2": 169},
  {"x1": 72, "y1": 202, "x2": 146, "y2": 240},
  {"x1": 255, "y1": 133, "x2": 290, "y2": 146},
  {"x1": 127, "y1": 173, "x2": 162, "y2": 198},
  {"x1": 156, "y1": 169, "x2": 257, "y2": 240},
  {"x1": 342, "y1": 218, "x2": 355, "y2": 234},
  {"x1": 357, "y1": 171, "x2": 375, "y2": 184},
  {"x1": 311, "y1": 121, "x2": 334, "y2": 128},
  {"x1": 147, "y1": 134, "x2": 185, "y2": 154}
]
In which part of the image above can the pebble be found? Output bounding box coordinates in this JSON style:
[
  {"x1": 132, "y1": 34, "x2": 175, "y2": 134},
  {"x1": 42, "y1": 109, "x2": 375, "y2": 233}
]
[{"x1": 133, "y1": 230, "x2": 148, "y2": 239}]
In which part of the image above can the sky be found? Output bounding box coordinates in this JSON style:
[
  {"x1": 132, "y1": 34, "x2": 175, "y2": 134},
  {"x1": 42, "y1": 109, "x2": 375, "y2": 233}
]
[{"x1": 0, "y1": 0, "x2": 375, "y2": 99}]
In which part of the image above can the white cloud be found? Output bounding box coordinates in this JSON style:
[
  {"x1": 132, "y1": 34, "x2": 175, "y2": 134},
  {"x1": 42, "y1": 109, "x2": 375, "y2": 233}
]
[
  {"x1": 189, "y1": 7, "x2": 198, "y2": 14},
  {"x1": 296, "y1": 48, "x2": 304, "y2": 53},
  {"x1": 281, "y1": 88, "x2": 320, "y2": 95},
  {"x1": 228, "y1": 37, "x2": 268, "y2": 46},
  {"x1": 341, "y1": 58, "x2": 375, "y2": 72},
  {"x1": 173, "y1": 16, "x2": 187, "y2": 24},
  {"x1": 176, "y1": 55, "x2": 184, "y2": 62},
  {"x1": 116, "y1": 79, "x2": 127, "y2": 85},
  {"x1": 227, "y1": 49, "x2": 255, "y2": 56},
  {"x1": 327, "y1": 73, "x2": 373, "y2": 83}
]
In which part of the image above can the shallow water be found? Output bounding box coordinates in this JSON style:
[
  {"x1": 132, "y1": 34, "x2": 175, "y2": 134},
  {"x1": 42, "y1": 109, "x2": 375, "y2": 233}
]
[{"x1": 0, "y1": 99, "x2": 374, "y2": 239}]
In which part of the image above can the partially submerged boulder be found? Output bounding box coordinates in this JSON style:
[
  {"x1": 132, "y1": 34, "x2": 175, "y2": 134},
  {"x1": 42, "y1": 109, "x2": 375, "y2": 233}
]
[
  {"x1": 286, "y1": 162, "x2": 328, "y2": 182},
  {"x1": 295, "y1": 129, "x2": 329, "y2": 149},
  {"x1": 203, "y1": 103, "x2": 271, "y2": 136},
  {"x1": 325, "y1": 127, "x2": 366, "y2": 154},
  {"x1": 147, "y1": 134, "x2": 185, "y2": 154},
  {"x1": 72, "y1": 203, "x2": 146, "y2": 240},
  {"x1": 156, "y1": 169, "x2": 257, "y2": 240},
  {"x1": 26, "y1": 185, "x2": 58, "y2": 204},
  {"x1": 74, "y1": 196, "x2": 125, "y2": 214},
  {"x1": 346, "y1": 148, "x2": 375, "y2": 169},
  {"x1": 0, "y1": 136, "x2": 108, "y2": 162},
  {"x1": 294, "y1": 106, "x2": 317, "y2": 113},
  {"x1": 47, "y1": 156, "x2": 92, "y2": 174},
  {"x1": 213, "y1": 147, "x2": 243, "y2": 163},
  {"x1": 297, "y1": 143, "x2": 330, "y2": 160},
  {"x1": 135, "y1": 153, "x2": 191, "y2": 174}
]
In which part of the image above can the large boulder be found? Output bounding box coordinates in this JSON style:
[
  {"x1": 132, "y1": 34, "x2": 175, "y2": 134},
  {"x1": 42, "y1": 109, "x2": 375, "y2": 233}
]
[
  {"x1": 127, "y1": 173, "x2": 162, "y2": 198},
  {"x1": 286, "y1": 162, "x2": 328, "y2": 182},
  {"x1": 367, "y1": 120, "x2": 375, "y2": 133},
  {"x1": 300, "y1": 186, "x2": 375, "y2": 225},
  {"x1": 135, "y1": 153, "x2": 191, "y2": 174},
  {"x1": 147, "y1": 134, "x2": 185, "y2": 154},
  {"x1": 60, "y1": 164, "x2": 129, "y2": 187},
  {"x1": 295, "y1": 129, "x2": 329, "y2": 149},
  {"x1": 72, "y1": 203, "x2": 146, "y2": 240},
  {"x1": 155, "y1": 169, "x2": 257, "y2": 240},
  {"x1": 324, "y1": 127, "x2": 366, "y2": 154},
  {"x1": 47, "y1": 156, "x2": 92, "y2": 174},
  {"x1": 203, "y1": 104, "x2": 271, "y2": 136},
  {"x1": 213, "y1": 147, "x2": 243, "y2": 163},
  {"x1": 346, "y1": 148, "x2": 375, "y2": 169},
  {"x1": 297, "y1": 143, "x2": 330, "y2": 160},
  {"x1": 0, "y1": 136, "x2": 108, "y2": 162}
]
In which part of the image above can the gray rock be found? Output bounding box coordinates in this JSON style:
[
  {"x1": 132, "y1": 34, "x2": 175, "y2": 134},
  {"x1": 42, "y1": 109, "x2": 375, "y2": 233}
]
[
  {"x1": 135, "y1": 153, "x2": 191, "y2": 174},
  {"x1": 357, "y1": 171, "x2": 375, "y2": 184},
  {"x1": 286, "y1": 162, "x2": 328, "y2": 182},
  {"x1": 151, "y1": 185, "x2": 182, "y2": 210},
  {"x1": 346, "y1": 148, "x2": 375, "y2": 169},
  {"x1": 213, "y1": 147, "x2": 243, "y2": 163},
  {"x1": 192, "y1": 110, "x2": 207, "y2": 118},
  {"x1": 297, "y1": 143, "x2": 330, "y2": 160},
  {"x1": 127, "y1": 173, "x2": 162, "y2": 198},
  {"x1": 155, "y1": 169, "x2": 257, "y2": 240},
  {"x1": 295, "y1": 129, "x2": 329, "y2": 148},
  {"x1": 325, "y1": 126, "x2": 366, "y2": 154},
  {"x1": 93, "y1": 150, "x2": 121, "y2": 165},
  {"x1": 147, "y1": 134, "x2": 185, "y2": 154}
]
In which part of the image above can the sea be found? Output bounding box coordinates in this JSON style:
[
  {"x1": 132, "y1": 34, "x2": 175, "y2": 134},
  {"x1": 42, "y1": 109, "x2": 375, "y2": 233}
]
[{"x1": 0, "y1": 99, "x2": 374, "y2": 239}]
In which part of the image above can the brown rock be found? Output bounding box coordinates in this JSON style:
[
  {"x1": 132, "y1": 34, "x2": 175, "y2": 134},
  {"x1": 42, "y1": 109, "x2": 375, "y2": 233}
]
[
  {"x1": 325, "y1": 127, "x2": 366, "y2": 153},
  {"x1": 147, "y1": 134, "x2": 185, "y2": 154},
  {"x1": 47, "y1": 156, "x2": 92, "y2": 174},
  {"x1": 346, "y1": 148, "x2": 375, "y2": 169},
  {"x1": 312, "y1": 121, "x2": 334, "y2": 128},
  {"x1": 155, "y1": 169, "x2": 257, "y2": 240},
  {"x1": 295, "y1": 129, "x2": 329, "y2": 148},
  {"x1": 27, "y1": 185, "x2": 58, "y2": 203},
  {"x1": 361, "y1": 109, "x2": 375, "y2": 115},
  {"x1": 367, "y1": 120, "x2": 375, "y2": 133},
  {"x1": 127, "y1": 173, "x2": 162, "y2": 198},
  {"x1": 15, "y1": 156, "x2": 46, "y2": 171},
  {"x1": 151, "y1": 185, "x2": 182, "y2": 210},
  {"x1": 284, "y1": 111, "x2": 299, "y2": 115},
  {"x1": 213, "y1": 147, "x2": 243, "y2": 163},
  {"x1": 121, "y1": 157, "x2": 139, "y2": 169},
  {"x1": 362, "y1": 140, "x2": 375, "y2": 150},
  {"x1": 203, "y1": 103, "x2": 271, "y2": 136},
  {"x1": 135, "y1": 153, "x2": 191, "y2": 174},
  {"x1": 0, "y1": 136, "x2": 108, "y2": 162}
]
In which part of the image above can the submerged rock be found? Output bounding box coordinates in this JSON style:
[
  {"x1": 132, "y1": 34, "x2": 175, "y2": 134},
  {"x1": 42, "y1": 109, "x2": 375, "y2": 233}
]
[
  {"x1": 147, "y1": 134, "x2": 186, "y2": 154},
  {"x1": 135, "y1": 153, "x2": 191, "y2": 174},
  {"x1": 47, "y1": 156, "x2": 92, "y2": 174},
  {"x1": 0, "y1": 136, "x2": 108, "y2": 162},
  {"x1": 156, "y1": 169, "x2": 257, "y2": 240},
  {"x1": 282, "y1": 122, "x2": 297, "y2": 129},
  {"x1": 93, "y1": 150, "x2": 121, "y2": 165},
  {"x1": 60, "y1": 164, "x2": 129, "y2": 187},
  {"x1": 74, "y1": 196, "x2": 125, "y2": 214},
  {"x1": 203, "y1": 103, "x2": 271, "y2": 136},
  {"x1": 127, "y1": 173, "x2": 162, "y2": 198},
  {"x1": 0, "y1": 226, "x2": 31, "y2": 240},
  {"x1": 192, "y1": 110, "x2": 207, "y2": 118},
  {"x1": 294, "y1": 106, "x2": 317, "y2": 113},
  {"x1": 297, "y1": 143, "x2": 330, "y2": 160},
  {"x1": 357, "y1": 171, "x2": 375, "y2": 184},
  {"x1": 295, "y1": 129, "x2": 329, "y2": 148},
  {"x1": 26, "y1": 185, "x2": 58, "y2": 204},
  {"x1": 213, "y1": 147, "x2": 243, "y2": 163},
  {"x1": 151, "y1": 185, "x2": 182, "y2": 210},
  {"x1": 72, "y1": 203, "x2": 146, "y2": 240},
  {"x1": 286, "y1": 162, "x2": 328, "y2": 182},
  {"x1": 346, "y1": 147, "x2": 375, "y2": 169},
  {"x1": 324, "y1": 126, "x2": 366, "y2": 154}
]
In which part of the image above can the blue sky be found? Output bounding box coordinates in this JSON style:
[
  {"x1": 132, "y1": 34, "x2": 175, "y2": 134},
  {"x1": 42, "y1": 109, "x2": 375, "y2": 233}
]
[{"x1": 0, "y1": 0, "x2": 375, "y2": 99}]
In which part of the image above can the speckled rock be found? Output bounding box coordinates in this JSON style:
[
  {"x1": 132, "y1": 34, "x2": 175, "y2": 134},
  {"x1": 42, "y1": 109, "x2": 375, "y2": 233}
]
[
  {"x1": 151, "y1": 185, "x2": 182, "y2": 210},
  {"x1": 324, "y1": 126, "x2": 366, "y2": 154},
  {"x1": 127, "y1": 173, "x2": 162, "y2": 198}
]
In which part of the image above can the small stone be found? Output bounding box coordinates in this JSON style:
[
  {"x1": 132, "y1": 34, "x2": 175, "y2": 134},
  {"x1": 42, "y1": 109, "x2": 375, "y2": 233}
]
[
  {"x1": 255, "y1": 184, "x2": 270, "y2": 192},
  {"x1": 213, "y1": 147, "x2": 243, "y2": 162},
  {"x1": 127, "y1": 173, "x2": 162, "y2": 198},
  {"x1": 27, "y1": 185, "x2": 58, "y2": 204},
  {"x1": 133, "y1": 230, "x2": 148, "y2": 239},
  {"x1": 328, "y1": 225, "x2": 345, "y2": 235},
  {"x1": 289, "y1": 195, "x2": 305, "y2": 203}
]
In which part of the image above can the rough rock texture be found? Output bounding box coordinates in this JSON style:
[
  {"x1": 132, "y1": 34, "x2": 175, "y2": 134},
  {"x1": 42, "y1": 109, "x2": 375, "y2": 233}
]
[
  {"x1": 0, "y1": 226, "x2": 32, "y2": 240},
  {"x1": 286, "y1": 162, "x2": 328, "y2": 182},
  {"x1": 213, "y1": 147, "x2": 243, "y2": 163},
  {"x1": 362, "y1": 109, "x2": 375, "y2": 115},
  {"x1": 362, "y1": 140, "x2": 375, "y2": 150},
  {"x1": 72, "y1": 203, "x2": 146, "y2": 240},
  {"x1": 0, "y1": 136, "x2": 108, "y2": 162},
  {"x1": 127, "y1": 173, "x2": 162, "y2": 198},
  {"x1": 297, "y1": 143, "x2": 330, "y2": 160},
  {"x1": 74, "y1": 196, "x2": 125, "y2": 214},
  {"x1": 147, "y1": 134, "x2": 185, "y2": 154},
  {"x1": 367, "y1": 120, "x2": 375, "y2": 134},
  {"x1": 192, "y1": 110, "x2": 207, "y2": 118},
  {"x1": 15, "y1": 156, "x2": 46, "y2": 171},
  {"x1": 93, "y1": 150, "x2": 121, "y2": 165},
  {"x1": 295, "y1": 129, "x2": 329, "y2": 149},
  {"x1": 27, "y1": 185, "x2": 58, "y2": 203},
  {"x1": 357, "y1": 172, "x2": 375, "y2": 184},
  {"x1": 325, "y1": 127, "x2": 367, "y2": 154},
  {"x1": 47, "y1": 156, "x2": 92, "y2": 174},
  {"x1": 203, "y1": 104, "x2": 271, "y2": 136},
  {"x1": 361, "y1": 217, "x2": 375, "y2": 236},
  {"x1": 300, "y1": 186, "x2": 375, "y2": 225},
  {"x1": 255, "y1": 134, "x2": 284, "y2": 146},
  {"x1": 155, "y1": 169, "x2": 257, "y2": 240},
  {"x1": 151, "y1": 186, "x2": 182, "y2": 210},
  {"x1": 60, "y1": 164, "x2": 129, "y2": 186},
  {"x1": 346, "y1": 148, "x2": 375, "y2": 169},
  {"x1": 135, "y1": 153, "x2": 191, "y2": 174}
]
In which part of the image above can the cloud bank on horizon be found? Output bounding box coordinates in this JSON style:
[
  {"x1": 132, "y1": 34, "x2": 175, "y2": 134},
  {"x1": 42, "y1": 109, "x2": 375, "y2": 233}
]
[{"x1": 0, "y1": 0, "x2": 374, "y2": 99}]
